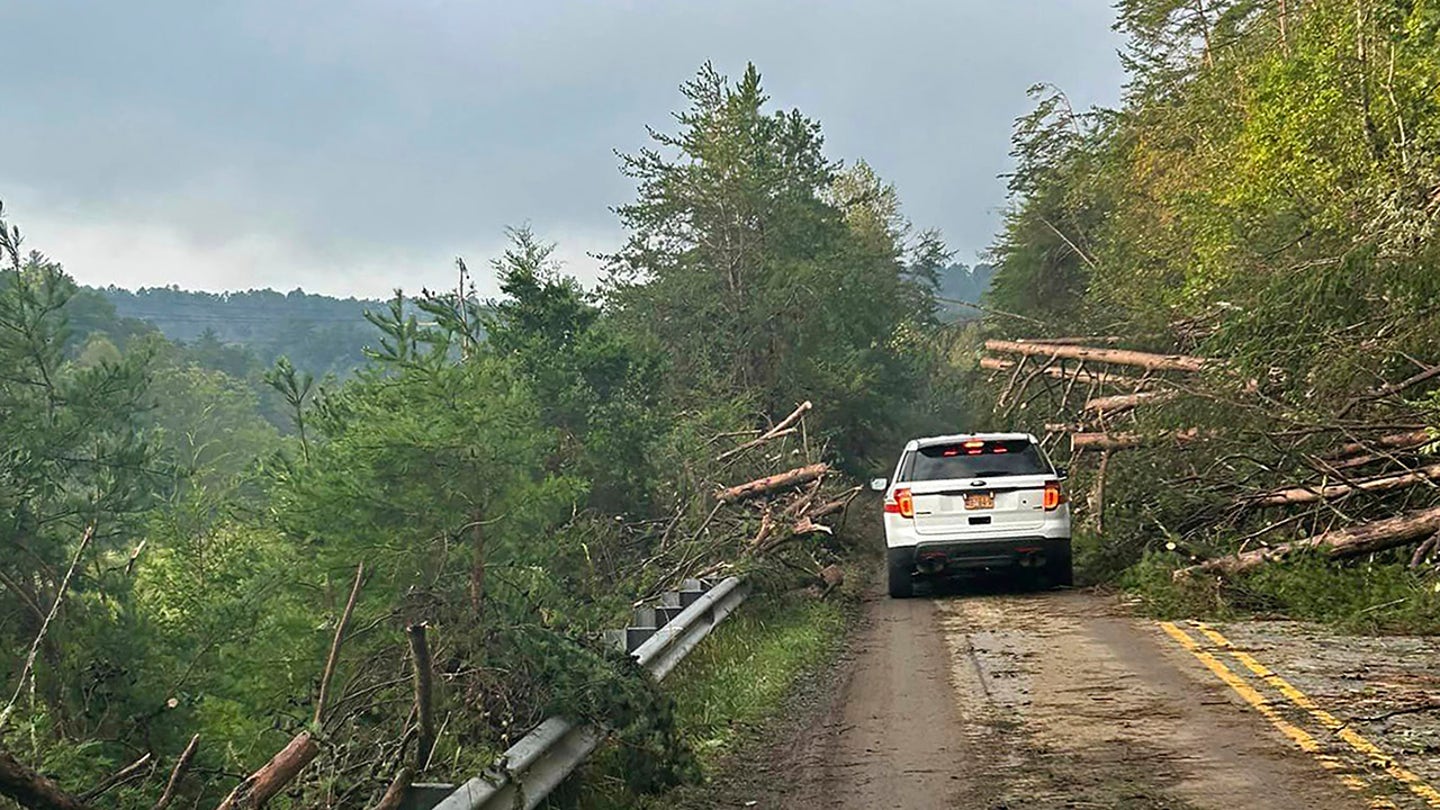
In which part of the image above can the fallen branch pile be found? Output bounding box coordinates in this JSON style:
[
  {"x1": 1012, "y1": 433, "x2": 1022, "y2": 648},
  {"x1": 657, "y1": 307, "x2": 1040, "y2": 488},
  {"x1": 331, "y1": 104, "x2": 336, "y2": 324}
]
[{"x1": 979, "y1": 335, "x2": 1440, "y2": 580}]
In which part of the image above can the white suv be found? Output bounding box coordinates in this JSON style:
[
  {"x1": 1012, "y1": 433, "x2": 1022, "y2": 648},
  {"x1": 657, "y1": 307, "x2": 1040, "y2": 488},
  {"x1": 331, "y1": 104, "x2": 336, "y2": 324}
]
[{"x1": 871, "y1": 433, "x2": 1072, "y2": 598}]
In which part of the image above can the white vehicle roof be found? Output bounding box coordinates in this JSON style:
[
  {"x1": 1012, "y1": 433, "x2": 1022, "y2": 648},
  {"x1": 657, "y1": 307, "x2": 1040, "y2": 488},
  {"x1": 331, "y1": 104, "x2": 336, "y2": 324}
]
[{"x1": 904, "y1": 432, "x2": 1036, "y2": 450}]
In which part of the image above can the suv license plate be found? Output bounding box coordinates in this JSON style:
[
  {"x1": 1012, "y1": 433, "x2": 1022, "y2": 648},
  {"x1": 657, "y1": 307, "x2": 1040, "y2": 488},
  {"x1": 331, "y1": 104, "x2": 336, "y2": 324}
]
[{"x1": 964, "y1": 493, "x2": 994, "y2": 510}]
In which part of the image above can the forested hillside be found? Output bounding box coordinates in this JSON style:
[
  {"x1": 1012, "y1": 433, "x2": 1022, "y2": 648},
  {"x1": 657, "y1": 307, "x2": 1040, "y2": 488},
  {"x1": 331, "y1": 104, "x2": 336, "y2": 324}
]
[
  {"x1": 99, "y1": 287, "x2": 381, "y2": 379},
  {"x1": 976, "y1": 0, "x2": 1440, "y2": 628},
  {"x1": 0, "y1": 63, "x2": 968, "y2": 809},
  {"x1": 935, "y1": 262, "x2": 995, "y2": 321}
]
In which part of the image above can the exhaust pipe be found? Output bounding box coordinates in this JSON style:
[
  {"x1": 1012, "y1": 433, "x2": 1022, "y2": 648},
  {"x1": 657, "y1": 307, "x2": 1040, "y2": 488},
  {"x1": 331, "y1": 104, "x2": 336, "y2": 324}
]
[
  {"x1": 916, "y1": 553, "x2": 947, "y2": 574},
  {"x1": 1018, "y1": 553, "x2": 1047, "y2": 568}
]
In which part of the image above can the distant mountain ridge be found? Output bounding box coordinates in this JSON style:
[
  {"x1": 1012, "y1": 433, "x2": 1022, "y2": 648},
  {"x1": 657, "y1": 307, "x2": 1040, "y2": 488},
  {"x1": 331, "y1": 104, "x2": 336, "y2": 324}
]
[
  {"x1": 936, "y1": 262, "x2": 994, "y2": 321},
  {"x1": 96, "y1": 286, "x2": 384, "y2": 378}
]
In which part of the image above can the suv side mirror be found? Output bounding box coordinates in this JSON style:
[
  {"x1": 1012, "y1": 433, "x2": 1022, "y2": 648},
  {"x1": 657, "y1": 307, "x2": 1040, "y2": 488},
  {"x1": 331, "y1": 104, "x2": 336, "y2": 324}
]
[
  {"x1": 1054, "y1": 467, "x2": 1069, "y2": 480},
  {"x1": 869, "y1": 477, "x2": 889, "y2": 492}
]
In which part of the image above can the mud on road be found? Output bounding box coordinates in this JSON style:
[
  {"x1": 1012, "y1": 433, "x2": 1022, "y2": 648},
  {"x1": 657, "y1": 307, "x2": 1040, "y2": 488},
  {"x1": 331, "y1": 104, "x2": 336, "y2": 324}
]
[{"x1": 671, "y1": 578, "x2": 1440, "y2": 809}]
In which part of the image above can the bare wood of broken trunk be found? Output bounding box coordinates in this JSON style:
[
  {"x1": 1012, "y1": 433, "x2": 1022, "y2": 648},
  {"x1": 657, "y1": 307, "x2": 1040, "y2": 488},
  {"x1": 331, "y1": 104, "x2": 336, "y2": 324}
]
[
  {"x1": 984, "y1": 339, "x2": 1210, "y2": 373},
  {"x1": 79, "y1": 753, "x2": 152, "y2": 802},
  {"x1": 1248, "y1": 462, "x2": 1440, "y2": 506},
  {"x1": 1322, "y1": 428, "x2": 1432, "y2": 460},
  {"x1": 153, "y1": 734, "x2": 200, "y2": 810},
  {"x1": 1177, "y1": 505, "x2": 1440, "y2": 578},
  {"x1": 214, "y1": 563, "x2": 365, "y2": 810},
  {"x1": 369, "y1": 768, "x2": 414, "y2": 810},
  {"x1": 1083, "y1": 391, "x2": 1176, "y2": 414},
  {"x1": 0, "y1": 747, "x2": 90, "y2": 810},
  {"x1": 715, "y1": 463, "x2": 829, "y2": 504},
  {"x1": 980, "y1": 356, "x2": 1143, "y2": 388},
  {"x1": 1071, "y1": 429, "x2": 1209, "y2": 451},
  {"x1": 716, "y1": 400, "x2": 812, "y2": 461}
]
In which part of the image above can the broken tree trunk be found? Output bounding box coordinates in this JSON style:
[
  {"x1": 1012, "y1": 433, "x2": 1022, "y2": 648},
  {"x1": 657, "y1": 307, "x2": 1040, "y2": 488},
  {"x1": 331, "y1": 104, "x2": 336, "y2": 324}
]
[
  {"x1": 0, "y1": 747, "x2": 89, "y2": 810},
  {"x1": 1249, "y1": 462, "x2": 1440, "y2": 507},
  {"x1": 1071, "y1": 428, "x2": 1207, "y2": 451},
  {"x1": 716, "y1": 463, "x2": 829, "y2": 504},
  {"x1": 407, "y1": 624, "x2": 436, "y2": 772},
  {"x1": 984, "y1": 339, "x2": 1211, "y2": 373},
  {"x1": 153, "y1": 734, "x2": 200, "y2": 810},
  {"x1": 1323, "y1": 429, "x2": 1432, "y2": 460},
  {"x1": 369, "y1": 768, "x2": 413, "y2": 810},
  {"x1": 1340, "y1": 363, "x2": 1440, "y2": 416},
  {"x1": 215, "y1": 733, "x2": 320, "y2": 810},
  {"x1": 1082, "y1": 391, "x2": 1176, "y2": 414},
  {"x1": 216, "y1": 563, "x2": 363, "y2": 810},
  {"x1": 979, "y1": 357, "x2": 1142, "y2": 388},
  {"x1": 1177, "y1": 505, "x2": 1440, "y2": 579},
  {"x1": 716, "y1": 400, "x2": 812, "y2": 462},
  {"x1": 80, "y1": 754, "x2": 152, "y2": 802}
]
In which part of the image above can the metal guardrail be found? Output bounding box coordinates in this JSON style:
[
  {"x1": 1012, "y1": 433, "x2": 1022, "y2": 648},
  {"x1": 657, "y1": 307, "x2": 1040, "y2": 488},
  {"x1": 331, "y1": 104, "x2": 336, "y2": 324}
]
[{"x1": 419, "y1": 576, "x2": 751, "y2": 810}]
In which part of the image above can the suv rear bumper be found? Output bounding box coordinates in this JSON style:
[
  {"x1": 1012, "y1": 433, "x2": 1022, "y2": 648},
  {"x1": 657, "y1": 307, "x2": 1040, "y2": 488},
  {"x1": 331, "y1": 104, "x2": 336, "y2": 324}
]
[{"x1": 892, "y1": 536, "x2": 1070, "y2": 574}]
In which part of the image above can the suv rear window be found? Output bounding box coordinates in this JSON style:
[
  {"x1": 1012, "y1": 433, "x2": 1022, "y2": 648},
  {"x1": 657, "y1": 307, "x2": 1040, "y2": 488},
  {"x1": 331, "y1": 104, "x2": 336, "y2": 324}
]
[{"x1": 899, "y1": 439, "x2": 1051, "y2": 481}]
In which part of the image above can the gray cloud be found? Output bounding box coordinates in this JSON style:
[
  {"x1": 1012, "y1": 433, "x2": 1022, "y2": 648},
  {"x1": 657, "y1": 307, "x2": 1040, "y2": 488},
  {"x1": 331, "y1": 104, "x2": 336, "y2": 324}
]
[{"x1": 0, "y1": 1, "x2": 1125, "y2": 298}]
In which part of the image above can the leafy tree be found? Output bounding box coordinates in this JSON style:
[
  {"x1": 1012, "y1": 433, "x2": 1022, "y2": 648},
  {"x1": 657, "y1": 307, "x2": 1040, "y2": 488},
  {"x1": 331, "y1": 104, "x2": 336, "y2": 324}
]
[
  {"x1": 605, "y1": 63, "x2": 943, "y2": 464},
  {"x1": 484, "y1": 227, "x2": 664, "y2": 512},
  {"x1": 0, "y1": 207, "x2": 165, "y2": 743}
]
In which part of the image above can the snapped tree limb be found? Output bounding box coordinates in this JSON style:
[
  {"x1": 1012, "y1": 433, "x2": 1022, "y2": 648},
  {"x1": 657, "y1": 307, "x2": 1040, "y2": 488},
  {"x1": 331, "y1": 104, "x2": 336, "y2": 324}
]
[
  {"x1": 1248, "y1": 462, "x2": 1440, "y2": 506},
  {"x1": 716, "y1": 400, "x2": 812, "y2": 462},
  {"x1": 1071, "y1": 429, "x2": 1208, "y2": 451},
  {"x1": 216, "y1": 563, "x2": 364, "y2": 810},
  {"x1": 1083, "y1": 391, "x2": 1176, "y2": 414},
  {"x1": 0, "y1": 747, "x2": 89, "y2": 810},
  {"x1": 1177, "y1": 505, "x2": 1440, "y2": 579},
  {"x1": 980, "y1": 356, "x2": 1143, "y2": 388},
  {"x1": 984, "y1": 339, "x2": 1211, "y2": 373},
  {"x1": 1340, "y1": 363, "x2": 1440, "y2": 416},
  {"x1": 715, "y1": 463, "x2": 830, "y2": 504},
  {"x1": 153, "y1": 734, "x2": 200, "y2": 810},
  {"x1": 1323, "y1": 429, "x2": 1432, "y2": 460}
]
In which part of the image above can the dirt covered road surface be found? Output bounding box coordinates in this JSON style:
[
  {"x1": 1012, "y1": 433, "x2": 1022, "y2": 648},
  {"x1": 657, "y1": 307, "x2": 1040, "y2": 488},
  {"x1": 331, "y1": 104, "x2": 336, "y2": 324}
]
[{"x1": 679, "y1": 575, "x2": 1440, "y2": 809}]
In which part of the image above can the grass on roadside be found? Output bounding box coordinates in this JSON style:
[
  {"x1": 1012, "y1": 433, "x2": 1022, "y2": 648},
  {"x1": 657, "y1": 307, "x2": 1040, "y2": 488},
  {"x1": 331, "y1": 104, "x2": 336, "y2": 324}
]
[{"x1": 559, "y1": 580, "x2": 854, "y2": 809}]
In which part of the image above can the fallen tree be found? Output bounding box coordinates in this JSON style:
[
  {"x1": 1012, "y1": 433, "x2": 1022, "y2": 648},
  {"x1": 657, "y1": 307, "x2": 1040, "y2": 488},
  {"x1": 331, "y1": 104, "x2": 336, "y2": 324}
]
[
  {"x1": 715, "y1": 400, "x2": 812, "y2": 462},
  {"x1": 0, "y1": 748, "x2": 89, "y2": 810},
  {"x1": 715, "y1": 463, "x2": 829, "y2": 504},
  {"x1": 979, "y1": 357, "x2": 1142, "y2": 388},
  {"x1": 1249, "y1": 462, "x2": 1440, "y2": 507},
  {"x1": 1071, "y1": 428, "x2": 1207, "y2": 451},
  {"x1": 984, "y1": 339, "x2": 1211, "y2": 373},
  {"x1": 1177, "y1": 505, "x2": 1440, "y2": 579},
  {"x1": 1323, "y1": 429, "x2": 1432, "y2": 461},
  {"x1": 1082, "y1": 391, "x2": 1176, "y2": 414}
]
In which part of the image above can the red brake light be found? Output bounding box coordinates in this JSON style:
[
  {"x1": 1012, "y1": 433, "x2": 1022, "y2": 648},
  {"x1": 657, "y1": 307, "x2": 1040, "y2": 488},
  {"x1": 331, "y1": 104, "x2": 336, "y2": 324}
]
[
  {"x1": 884, "y1": 487, "x2": 914, "y2": 518},
  {"x1": 942, "y1": 447, "x2": 960, "y2": 456},
  {"x1": 1043, "y1": 481, "x2": 1065, "y2": 511}
]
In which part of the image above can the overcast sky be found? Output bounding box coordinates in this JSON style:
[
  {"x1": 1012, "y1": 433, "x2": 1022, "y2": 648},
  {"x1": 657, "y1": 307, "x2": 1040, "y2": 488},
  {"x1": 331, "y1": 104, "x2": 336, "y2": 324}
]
[{"x1": 0, "y1": 2, "x2": 1126, "y2": 300}]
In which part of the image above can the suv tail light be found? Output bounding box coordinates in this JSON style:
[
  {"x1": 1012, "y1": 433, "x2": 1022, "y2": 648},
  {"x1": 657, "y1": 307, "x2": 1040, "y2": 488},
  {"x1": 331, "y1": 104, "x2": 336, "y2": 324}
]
[
  {"x1": 1043, "y1": 481, "x2": 1066, "y2": 511},
  {"x1": 883, "y1": 487, "x2": 914, "y2": 518}
]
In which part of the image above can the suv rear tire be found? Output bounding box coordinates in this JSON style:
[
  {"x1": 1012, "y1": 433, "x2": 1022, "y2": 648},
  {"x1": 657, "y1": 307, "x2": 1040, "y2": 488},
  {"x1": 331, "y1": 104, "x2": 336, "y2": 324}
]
[
  {"x1": 887, "y1": 548, "x2": 915, "y2": 598},
  {"x1": 1048, "y1": 546, "x2": 1074, "y2": 588}
]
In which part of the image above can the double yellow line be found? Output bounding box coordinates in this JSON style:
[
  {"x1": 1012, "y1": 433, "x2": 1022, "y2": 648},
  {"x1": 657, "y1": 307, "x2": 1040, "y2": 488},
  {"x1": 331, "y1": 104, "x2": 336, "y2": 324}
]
[{"x1": 1160, "y1": 620, "x2": 1440, "y2": 809}]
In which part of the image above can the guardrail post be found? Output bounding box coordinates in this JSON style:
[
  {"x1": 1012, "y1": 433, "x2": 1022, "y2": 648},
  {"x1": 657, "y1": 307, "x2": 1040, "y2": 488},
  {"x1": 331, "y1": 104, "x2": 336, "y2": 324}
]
[
  {"x1": 656, "y1": 591, "x2": 685, "y2": 626},
  {"x1": 678, "y1": 578, "x2": 705, "y2": 607},
  {"x1": 626, "y1": 606, "x2": 657, "y2": 652}
]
